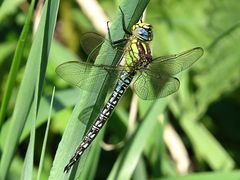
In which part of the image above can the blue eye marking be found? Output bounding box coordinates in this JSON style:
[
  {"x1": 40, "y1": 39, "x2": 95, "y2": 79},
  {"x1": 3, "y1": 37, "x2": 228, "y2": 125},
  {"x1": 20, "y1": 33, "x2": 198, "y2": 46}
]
[{"x1": 138, "y1": 28, "x2": 149, "y2": 40}]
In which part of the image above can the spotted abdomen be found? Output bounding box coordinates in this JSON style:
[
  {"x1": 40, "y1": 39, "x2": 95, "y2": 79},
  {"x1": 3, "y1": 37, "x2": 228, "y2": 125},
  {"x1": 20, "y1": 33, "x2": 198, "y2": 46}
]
[{"x1": 64, "y1": 72, "x2": 134, "y2": 172}]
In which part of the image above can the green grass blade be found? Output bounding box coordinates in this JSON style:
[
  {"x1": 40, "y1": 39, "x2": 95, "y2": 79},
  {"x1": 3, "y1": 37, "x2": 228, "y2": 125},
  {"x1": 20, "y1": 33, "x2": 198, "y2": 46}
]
[
  {"x1": 0, "y1": 0, "x2": 59, "y2": 178},
  {"x1": 132, "y1": 157, "x2": 148, "y2": 180},
  {"x1": 170, "y1": 76, "x2": 235, "y2": 171},
  {"x1": 21, "y1": 52, "x2": 40, "y2": 180},
  {"x1": 160, "y1": 170, "x2": 240, "y2": 180},
  {"x1": 49, "y1": 0, "x2": 149, "y2": 179},
  {"x1": 20, "y1": 115, "x2": 35, "y2": 180},
  {"x1": 0, "y1": 89, "x2": 80, "y2": 150},
  {"x1": 37, "y1": 87, "x2": 55, "y2": 180},
  {"x1": 108, "y1": 99, "x2": 167, "y2": 180},
  {"x1": 0, "y1": 0, "x2": 35, "y2": 128},
  {"x1": 181, "y1": 115, "x2": 235, "y2": 170}
]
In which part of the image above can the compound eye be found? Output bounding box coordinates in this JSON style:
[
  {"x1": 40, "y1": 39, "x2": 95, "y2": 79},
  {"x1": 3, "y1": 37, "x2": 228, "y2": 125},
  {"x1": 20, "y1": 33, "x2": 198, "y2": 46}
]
[
  {"x1": 138, "y1": 28, "x2": 147, "y2": 36},
  {"x1": 138, "y1": 28, "x2": 148, "y2": 40}
]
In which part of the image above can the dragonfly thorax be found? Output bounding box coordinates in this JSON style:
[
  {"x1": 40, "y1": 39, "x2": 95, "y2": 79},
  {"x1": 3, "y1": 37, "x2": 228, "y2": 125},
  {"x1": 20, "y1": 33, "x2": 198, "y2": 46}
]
[
  {"x1": 122, "y1": 36, "x2": 152, "y2": 72},
  {"x1": 132, "y1": 22, "x2": 153, "y2": 42}
]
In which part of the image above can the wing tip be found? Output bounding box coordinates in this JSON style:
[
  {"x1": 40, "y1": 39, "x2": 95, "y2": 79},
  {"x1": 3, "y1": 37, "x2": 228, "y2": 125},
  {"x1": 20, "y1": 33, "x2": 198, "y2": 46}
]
[{"x1": 193, "y1": 47, "x2": 204, "y2": 56}]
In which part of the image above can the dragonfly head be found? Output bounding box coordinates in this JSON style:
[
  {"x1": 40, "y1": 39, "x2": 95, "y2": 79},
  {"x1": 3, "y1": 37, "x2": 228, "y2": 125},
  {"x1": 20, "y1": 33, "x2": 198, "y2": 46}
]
[{"x1": 132, "y1": 22, "x2": 153, "y2": 42}]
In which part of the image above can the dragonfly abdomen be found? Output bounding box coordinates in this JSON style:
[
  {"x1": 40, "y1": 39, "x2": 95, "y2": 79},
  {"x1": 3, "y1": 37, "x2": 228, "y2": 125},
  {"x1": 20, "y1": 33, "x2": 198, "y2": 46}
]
[{"x1": 64, "y1": 72, "x2": 134, "y2": 172}]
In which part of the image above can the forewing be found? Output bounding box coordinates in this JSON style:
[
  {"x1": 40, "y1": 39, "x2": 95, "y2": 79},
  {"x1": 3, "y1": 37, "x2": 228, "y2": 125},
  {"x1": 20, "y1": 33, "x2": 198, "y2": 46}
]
[
  {"x1": 56, "y1": 61, "x2": 123, "y2": 91},
  {"x1": 133, "y1": 70, "x2": 180, "y2": 100},
  {"x1": 149, "y1": 47, "x2": 204, "y2": 76},
  {"x1": 80, "y1": 33, "x2": 105, "y2": 62},
  {"x1": 80, "y1": 32, "x2": 124, "y2": 63}
]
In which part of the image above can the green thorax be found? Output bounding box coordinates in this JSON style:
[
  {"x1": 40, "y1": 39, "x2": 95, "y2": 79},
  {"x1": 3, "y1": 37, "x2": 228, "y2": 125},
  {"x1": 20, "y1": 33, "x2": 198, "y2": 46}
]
[{"x1": 120, "y1": 35, "x2": 152, "y2": 72}]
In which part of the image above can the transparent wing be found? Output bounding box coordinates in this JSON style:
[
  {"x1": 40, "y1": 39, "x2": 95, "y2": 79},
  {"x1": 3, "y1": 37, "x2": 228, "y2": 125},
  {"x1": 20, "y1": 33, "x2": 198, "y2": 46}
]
[
  {"x1": 56, "y1": 61, "x2": 125, "y2": 91},
  {"x1": 80, "y1": 32, "x2": 124, "y2": 63},
  {"x1": 133, "y1": 70, "x2": 180, "y2": 100},
  {"x1": 149, "y1": 47, "x2": 204, "y2": 76},
  {"x1": 80, "y1": 33, "x2": 105, "y2": 62}
]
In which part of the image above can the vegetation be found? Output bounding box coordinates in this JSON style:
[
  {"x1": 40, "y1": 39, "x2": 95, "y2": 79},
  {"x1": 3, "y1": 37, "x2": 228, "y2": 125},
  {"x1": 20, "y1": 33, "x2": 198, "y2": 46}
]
[{"x1": 0, "y1": 0, "x2": 239, "y2": 179}]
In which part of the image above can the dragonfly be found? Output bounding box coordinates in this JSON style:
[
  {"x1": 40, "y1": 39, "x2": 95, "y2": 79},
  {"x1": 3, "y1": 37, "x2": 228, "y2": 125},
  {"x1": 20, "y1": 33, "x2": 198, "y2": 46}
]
[{"x1": 56, "y1": 7, "x2": 204, "y2": 173}]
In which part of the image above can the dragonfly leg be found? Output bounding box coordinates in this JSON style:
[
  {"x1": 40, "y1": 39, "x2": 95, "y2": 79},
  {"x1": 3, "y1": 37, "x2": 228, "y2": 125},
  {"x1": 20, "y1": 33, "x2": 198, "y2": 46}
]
[{"x1": 107, "y1": 21, "x2": 127, "y2": 48}]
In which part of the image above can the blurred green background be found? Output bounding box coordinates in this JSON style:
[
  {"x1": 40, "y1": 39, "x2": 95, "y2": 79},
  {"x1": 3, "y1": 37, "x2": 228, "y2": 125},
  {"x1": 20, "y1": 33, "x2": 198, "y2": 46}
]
[{"x1": 0, "y1": 0, "x2": 239, "y2": 179}]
